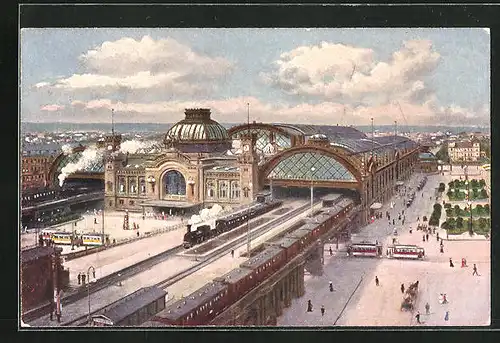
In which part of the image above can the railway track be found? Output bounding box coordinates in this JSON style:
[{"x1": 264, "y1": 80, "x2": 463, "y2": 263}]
[{"x1": 63, "y1": 200, "x2": 317, "y2": 326}]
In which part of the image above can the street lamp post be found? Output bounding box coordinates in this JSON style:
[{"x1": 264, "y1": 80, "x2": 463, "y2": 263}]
[
  {"x1": 310, "y1": 167, "x2": 316, "y2": 217},
  {"x1": 246, "y1": 182, "x2": 252, "y2": 256},
  {"x1": 87, "y1": 265, "x2": 96, "y2": 325}
]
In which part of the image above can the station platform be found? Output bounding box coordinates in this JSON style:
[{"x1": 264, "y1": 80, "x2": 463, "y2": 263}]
[{"x1": 63, "y1": 225, "x2": 186, "y2": 288}]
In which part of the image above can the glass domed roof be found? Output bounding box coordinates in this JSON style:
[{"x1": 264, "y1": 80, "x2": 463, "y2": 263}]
[{"x1": 165, "y1": 109, "x2": 229, "y2": 142}]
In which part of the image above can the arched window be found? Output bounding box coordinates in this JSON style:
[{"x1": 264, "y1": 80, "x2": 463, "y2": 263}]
[
  {"x1": 118, "y1": 176, "x2": 126, "y2": 193},
  {"x1": 230, "y1": 181, "x2": 240, "y2": 199},
  {"x1": 129, "y1": 177, "x2": 137, "y2": 194},
  {"x1": 164, "y1": 170, "x2": 186, "y2": 195},
  {"x1": 243, "y1": 187, "x2": 249, "y2": 198},
  {"x1": 206, "y1": 180, "x2": 215, "y2": 198},
  {"x1": 218, "y1": 180, "x2": 229, "y2": 198},
  {"x1": 139, "y1": 177, "x2": 146, "y2": 194}
]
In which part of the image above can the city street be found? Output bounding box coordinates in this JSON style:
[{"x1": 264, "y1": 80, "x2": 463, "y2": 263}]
[{"x1": 278, "y1": 169, "x2": 490, "y2": 327}]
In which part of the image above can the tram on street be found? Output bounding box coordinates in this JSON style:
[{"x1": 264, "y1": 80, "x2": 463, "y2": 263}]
[
  {"x1": 347, "y1": 242, "x2": 383, "y2": 257},
  {"x1": 49, "y1": 232, "x2": 73, "y2": 245},
  {"x1": 81, "y1": 233, "x2": 108, "y2": 246},
  {"x1": 386, "y1": 244, "x2": 425, "y2": 259}
]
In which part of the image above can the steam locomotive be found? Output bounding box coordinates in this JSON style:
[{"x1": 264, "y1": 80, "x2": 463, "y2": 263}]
[{"x1": 183, "y1": 198, "x2": 283, "y2": 249}]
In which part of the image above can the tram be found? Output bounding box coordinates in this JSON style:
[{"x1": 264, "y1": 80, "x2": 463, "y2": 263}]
[
  {"x1": 386, "y1": 244, "x2": 425, "y2": 259},
  {"x1": 347, "y1": 242, "x2": 383, "y2": 257}
]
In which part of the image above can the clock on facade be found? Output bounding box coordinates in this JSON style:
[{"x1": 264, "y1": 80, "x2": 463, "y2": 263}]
[{"x1": 243, "y1": 144, "x2": 250, "y2": 152}]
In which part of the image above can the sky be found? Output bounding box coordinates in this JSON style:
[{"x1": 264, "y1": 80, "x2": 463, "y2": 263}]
[{"x1": 20, "y1": 28, "x2": 490, "y2": 126}]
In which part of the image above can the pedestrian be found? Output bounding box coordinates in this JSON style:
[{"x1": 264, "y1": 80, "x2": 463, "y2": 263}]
[
  {"x1": 449, "y1": 258, "x2": 454, "y2": 268},
  {"x1": 440, "y1": 245, "x2": 444, "y2": 253},
  {"x1": 415, "y1": 311, "x2": 421, "y2": 324},
  {"x1": 426, "y1": 233, "x2": 429, "y2": 242},
  {"x1": 307, "y1": 300, "x2": 313, "y2": 312},
  {"x1": 142, "y1": 214, "x2": 145, "y2": 221},
  {"x1": 94, "y1": 218, "x2": 97, "y2": 224},
  {"x1": 329, "y1": 247, "x2": 333, "y2": 256},
  {"x1": 417, "y1": 216, "x2": 420, "y2": 222},
  {"x1": 436, "y1": 233, "x2": 440, "y2": 241},
  {"x1": 329, "y1": 281, "x2": 334, "y2": 292},
  {"x1": 440, "y1": 239, "x2": 444, "y2": 246},
  {"x1": 136, "y1": 231, "x2": 140, "y2": 237},
  {"x1": 321, "y1": 305, "x2": 325, "y2": 316},
  {"x1": 444, "y1": 311, "x2": 449, "y2": 322},
  {"x1": 393, "y1": 219, "x2": 395, "y2": 225},
  {"x1": 473, "y1": 264, "x2": 479, "y2": 276},
  {"x1": 401, "y1": 283, "x2": 405, "y2": 293},
  {"x1": 392, "y1": 237, "x2": 396, "y2": 244},
  {"x1": 422, "y1": 235, "x2": 426, "y2": 242},
  {"x1": 461, "y1": 258, "x2": 466, "y2": 268},
  {"x1": 77, "y1": 273, "x2": 81, "y2": 285},
  {"x1": 425, "y1": 302, "x2": 430, "y2": 315},
  {"x1": 409, "y1": 228, "x2": 412, "y2": 234},
  {"x1": 82, "y1": 273, "x2": 86, "y2": 284},
  {"x1": 231, "y1": 249, "x2": 234, "y2": 258},
  {"x1": 375, "y1": 276, "x2": 379, "y2": 286},
  {"x1": 399, "y1": 215, "x2": 401, "y2": 221}
]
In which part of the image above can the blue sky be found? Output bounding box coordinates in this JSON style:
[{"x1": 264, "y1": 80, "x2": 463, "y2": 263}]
[{"x1": 20, "y1": 28, "x2": 490, "y2": 126}]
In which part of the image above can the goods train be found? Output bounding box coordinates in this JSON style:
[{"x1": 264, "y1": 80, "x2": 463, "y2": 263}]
[
  {"x1": 148, "y1": 194, "x2": 355, "y2": 326},
  {"x1": 183, "y1": 198, "x2": 283, "y2": 249}
]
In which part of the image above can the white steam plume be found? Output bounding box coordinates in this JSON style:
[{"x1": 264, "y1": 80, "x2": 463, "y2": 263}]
[
  {"x1": 61, "y1": 144, "x2": 73, "y2": 155},
  {"x1": 188, "y1": 204, "x2": 224, "y2": 225},
  {"x1": 58, "y1": 146, "x2": 103, "y2": 187},
  {"x1": 119, "y1": 140, "x2": 155, "y2": 154}
]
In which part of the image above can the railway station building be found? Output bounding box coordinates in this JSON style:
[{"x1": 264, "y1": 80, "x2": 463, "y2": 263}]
[{"x1": 48, "y1": 108, "x2": 419, "y2": 226}]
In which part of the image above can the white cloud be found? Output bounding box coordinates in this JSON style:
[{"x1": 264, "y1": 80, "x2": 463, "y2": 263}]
[
  {"x1": 45, "y1": 97, "x2": 488, "y2": 127},
  {"x1": 35, "y1": 35, "x2": 234, "y2": 96},
  {"x1": 262, "y1": 40, "x2": 440, "y2": 105},
  {"x1": 40, "y1": 104, "x2": 65, "y2": 111}
]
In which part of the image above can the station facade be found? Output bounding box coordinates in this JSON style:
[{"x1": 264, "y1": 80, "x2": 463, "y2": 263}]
[{"x1": 49, "y1": 108, "x2": 419, "y2": 226}]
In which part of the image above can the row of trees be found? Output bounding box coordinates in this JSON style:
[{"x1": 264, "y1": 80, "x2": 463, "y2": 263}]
[
  {"x1": 447, "y1": 179, "x2": 486, "y2": 190},
  {"x1": 445, "y1": 204, "x2": 490, "y2": 218},
  {"x1": 428, "y1": 203, "x2": 442, "y2": 227},
  {"x1": 446, "y1": 188, "x2": 488, "y2": 201},
  {"x1": 441, "y1": 217, "x2": 491, "y2": 235}
]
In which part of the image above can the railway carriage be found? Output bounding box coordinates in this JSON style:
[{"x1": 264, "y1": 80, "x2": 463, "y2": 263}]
[
  {"x1": 150, "y1": 282, "x2": 229, "y2": 326},
  {"x1": 347, "y1": 242, "x2": 383, "y2": 257},
  {"x1": 267, "y1": 237, "x2": 301, "y2": 262},
  {"x1": 240, "y1": 246, "x2": 286, "y2": 285},
  {"x1": 286, "y1": 228, "x2": 315, "y2": 248},
  {"x1": 213, "y1": 267, "x2": 257, "y2": 300}
]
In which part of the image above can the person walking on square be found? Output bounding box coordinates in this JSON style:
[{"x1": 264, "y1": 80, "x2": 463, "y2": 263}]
[
  {"x1": 415, "y1": 311, "x2": 421, "y2": 324},
  {"x1": 423, "y1": 235, "x2": 426, "y2": 243},
  {"x1": 449, "y1": 258, "x2": 454, "y2": 268},
  {"x1": 440, "y1": 245, "x2": 444, "y2": 253},
  {"x1": 307, "y1": 300, "x2": 313, "y2": 312},
  {"x1": 321, "y1": 305, "x2": 325, "y2": 317},
  {"x1": 425, "y1": 302, "x2": 430, "y2": 315},
  {"x1": 426, "y1": 233, "x2": 429, "y2": 242},
  {"x1": 436, "y1": 232, "x2": 440, "y2": 241},
  {"x1": 329, "y1": 247, "x2": 333, "y2": 256},
  {"x1": 473, "y1": 264, "x2": 479, "y2": 276},
  {"x1": 329, "y1": 281, "x2": 334, "y2": 292},
  {"x1": 444, "y1": 311, "x2": 449, "y2": 322},
  {"x1": 77, "y1": 273, "x2": 81, "y2": 285},
  {"x1": 231, "y1": 249, "x2": 234, "y2": 258},
  {"x1": 401, "y1": 283, "x2": 405, "y2": 294},
  {"x1": 375, "y1": 276, "x2": 379, "y2": 286}
]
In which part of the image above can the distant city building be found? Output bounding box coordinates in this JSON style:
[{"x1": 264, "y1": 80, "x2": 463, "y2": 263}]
[
  {"x1": 447, "y1": 139, "x2": 481, "y2": 163},
  {"x1": 21, "y1": 143, "x2": 60, "y2": 190}
]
